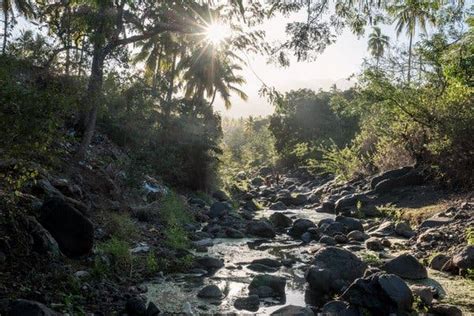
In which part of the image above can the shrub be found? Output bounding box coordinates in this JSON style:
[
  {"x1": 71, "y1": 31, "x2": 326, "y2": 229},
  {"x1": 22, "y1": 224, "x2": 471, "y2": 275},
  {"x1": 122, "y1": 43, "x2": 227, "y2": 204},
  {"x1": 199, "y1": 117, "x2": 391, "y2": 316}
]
[
  {"x1": 160, "y1": 192, "x2": 193, "y2": 250},
  {"x1": 103, "y1": 213, "x2": 138, "y2": 242},
  {"x1": 94, "y1": 238, "x2": 132, "y2": 276}
]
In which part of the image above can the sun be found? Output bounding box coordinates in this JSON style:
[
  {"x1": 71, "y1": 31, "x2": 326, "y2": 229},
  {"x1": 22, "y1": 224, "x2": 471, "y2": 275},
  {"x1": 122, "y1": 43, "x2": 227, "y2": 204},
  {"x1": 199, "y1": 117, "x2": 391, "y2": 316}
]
[{"x1": 205, "y1": 22, "x2": 231, "y2": 46}]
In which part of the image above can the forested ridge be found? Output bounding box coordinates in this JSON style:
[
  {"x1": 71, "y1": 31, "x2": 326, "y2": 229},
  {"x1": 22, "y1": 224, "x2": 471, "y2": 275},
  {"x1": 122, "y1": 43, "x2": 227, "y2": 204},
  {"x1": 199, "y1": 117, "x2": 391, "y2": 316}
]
[{"x1": 0, "y1": 0, "x2": 473, "y2": 315}]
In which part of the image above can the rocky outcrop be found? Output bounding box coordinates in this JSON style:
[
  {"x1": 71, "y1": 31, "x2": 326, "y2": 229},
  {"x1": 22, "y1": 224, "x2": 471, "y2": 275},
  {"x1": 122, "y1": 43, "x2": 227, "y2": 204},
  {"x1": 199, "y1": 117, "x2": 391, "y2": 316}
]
[{"x1": 39, "y1": 198, "x2": 93, "y2": 257}]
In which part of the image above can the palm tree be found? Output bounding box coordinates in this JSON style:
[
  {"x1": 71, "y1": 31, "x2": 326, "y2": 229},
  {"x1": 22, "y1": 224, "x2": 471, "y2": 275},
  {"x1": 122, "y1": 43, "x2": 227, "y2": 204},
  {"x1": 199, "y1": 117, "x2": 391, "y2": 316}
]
[
  {"x1": 388, "y1": 0, "x2": 436, "y2": 83},
  {"x1": 180, "y1": 45, "x2": 247, "y2": 108},
  {"x1": 368, "y1": 26, "x2": 390, "y2": 68},
  {"x1": 1, "y1": 0, "x2": 36, "y2": 54}
]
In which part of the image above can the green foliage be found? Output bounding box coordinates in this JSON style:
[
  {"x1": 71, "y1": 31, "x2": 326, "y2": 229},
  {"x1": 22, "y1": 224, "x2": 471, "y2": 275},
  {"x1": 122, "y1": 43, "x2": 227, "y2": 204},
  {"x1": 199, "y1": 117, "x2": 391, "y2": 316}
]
[
  {"x1": 160, "y1": 192, "x2": 193, "y2": 250},
  {"x1": 466, "y1": 227, "x2": 474, "y2": 246},
  {"x1": 269, "y1": 88, "x2": 359, "y2": 169},
  {"x1": 360, "y1": 251, "x2": 383, "y2": 267},
  {"x1": 0, "y1": 56, "x2": 81, "y2": 160},
  {"x1": 94, "y1": 238, "x2": 132, "y2": 276},
  {"x1": 103, "y1": 213, "x2": 138, "y2": 242},
  {"x1": 145, "y1": 251, "x2": 159, "y2": 274}
]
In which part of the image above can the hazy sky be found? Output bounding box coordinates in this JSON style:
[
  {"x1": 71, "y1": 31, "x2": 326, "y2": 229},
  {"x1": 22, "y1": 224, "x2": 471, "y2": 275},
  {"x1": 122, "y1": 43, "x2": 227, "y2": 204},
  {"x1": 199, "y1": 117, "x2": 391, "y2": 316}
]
[{"x1": 213, "y1": 12, "x2": 406, "y2": 118}]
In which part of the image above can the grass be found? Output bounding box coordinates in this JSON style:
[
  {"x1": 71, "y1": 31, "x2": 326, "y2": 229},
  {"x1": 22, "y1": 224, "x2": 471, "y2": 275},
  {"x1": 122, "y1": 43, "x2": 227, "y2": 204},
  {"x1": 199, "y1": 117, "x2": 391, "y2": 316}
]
[
  {"x1": 93, "y1": 238, "x2": 132, "y2": 277},
  {"x1": 466, "y1": 227, "x2": 474, "y2": 245},
  {"x1": 160, "y1": 192, "x2": 193, "y2": 250},
  {"x1": 104, "y1": 212, "x2": 139, "y2": 241},
  {"x1": 360, "y1": 251, "x2": 383, "y2": 267},
  {"x1": 377, "y1": 202, "x2": 447, "y2": 225}
]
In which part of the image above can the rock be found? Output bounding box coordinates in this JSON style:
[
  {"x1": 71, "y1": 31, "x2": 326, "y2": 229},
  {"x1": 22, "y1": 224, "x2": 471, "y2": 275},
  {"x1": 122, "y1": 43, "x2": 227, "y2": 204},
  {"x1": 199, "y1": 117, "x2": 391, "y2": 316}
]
[
  {"x1": 259, "y1": 166, "x2": 272, "y2": 176},
  {"x1": 429, "y1": 254, "x2": 451, "y2": 271},
  {"x1": 9, "y1": 299, "x2": 59, "y2": 316},
  {"x1": 225, "y1": 228, "x2": 245, "y2": 239},
  {"x1": 341, "y1": 272, "x2": 413, "y2": 315},
  {"x1": 347, "y1": 230, "x2": 369, "y2": 242},
  {"x1": 23, "y1": 216, "x2": 60, "y2": 256},
  {"x1": 39, "y1": 198, "x2": 93, "y2": 257},
  {"x1": 246, "y1": 220, "x2": 276, "y2": 238},
  {"x1": 316, "y1": 201, "x2": 335, "y2": 213},
  {"x1": 249, "y1": 275, "x2": 286, "y2": 298},
  {"x1": 373, "y1": 169, "x2": 424, "y2": 194},
  {"x1": 321, "y1": 301, "x2": 355, "y2": 316},
  {"x1": 251, "y1": 258, "x2": 282, "y2": 268},
  {"x1": 292, "y1": 193, "x2": 308, "y2": 206},
  {"x1": 195, "y1": 256, "x2": 224, "y2": 273},
  {"x1": 288, "y1": 219, "x2": 316, "y2": 238},
  {"x1": 125, "y1": 297, "x2": 147, "y2": 316},
  {"x1": 270, "y1": 305, "x2": 314, "y2": 315},
  {"x1": 269, "y1": 212, "x2": 292, "y2": 229},
  {"x1": 234, "y1": 295, "x2": 260, "y2": 312},
  {"x1": 146, "y1": 302, "x2": 161, "y2": 315},
  {"x1": 243, "y1": 200, "x2": 258, "y2": 212},
  {"x1": 336, "y1": 216, "x2": 364, "y2": 232},
  {"x1": 189, "y1": 197, "x2": 206, "y2": 207},
  {"x1": 197, "y1": 284, "x2": 222, "y2": 299},
  {"x1": 335, "y1": 193, "x2": 370, "y2": 213},
  {"x1": 382, "y1": 253, "x2": 427, "y2": 280},
  {"x1": 319, "y1": 235, "x2": 336, "y2": 246},
  {"x1": 251, "y1": 177, "x2": 265, "y2": 186},
  {"x1": 394, "y1": 221, "x2": 415, "y2": 238},
  {"x1": 270, "y1": 201, "x2": 287, "y2": 211},
  {"x1": 320, "y1": 221, "x2": 347, "y2": 236},
  {"x1": 410, "y1": 284, "x2": 435, "y2": 305},
  {"x1": 365, "y1": 237, "x2": 384, "y2": 251},
  {"x1": 209, "y1": 202, "x2": 231, "y2": 218},
  {"x1": 370, "y1": 221, "x2": 395, "y2": 237},
  {"x1": 305, "y1": 246, "x2": 367, "y2": 294},
  {"x1": 247, "y1": 263, "x2": 278, "y2": 273},
  {"x1": 74, "y1": 270, "x2": 90, "y2": 278},
  {"x1": 334, "y1": 234, "x2": 348, "y2": 244},
  {"x1": 452, "y1": 245, "x2": 474, "y2": 270},
  {"x1": 370, "y1": 166, "x2": 414, "y2": 189},
  {"x1": 428, "y1": 304, "x2": 462, "y2": 316},
  {"x1": 212, "y1": 190, "x2": 229, "y2": 201},
  {"x1": 420, "y1": 213, "x2": 454, "y2": 229},
  {"x1": 301, "y1": 232, "x2": 313, "y2": 243}
]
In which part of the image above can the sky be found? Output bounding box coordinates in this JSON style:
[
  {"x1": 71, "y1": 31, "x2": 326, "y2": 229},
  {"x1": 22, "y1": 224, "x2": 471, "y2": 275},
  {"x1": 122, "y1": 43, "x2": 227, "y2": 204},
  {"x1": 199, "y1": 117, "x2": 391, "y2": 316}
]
[{"x1": 212, "y1": 11, "x2": 406, "y2": 118}]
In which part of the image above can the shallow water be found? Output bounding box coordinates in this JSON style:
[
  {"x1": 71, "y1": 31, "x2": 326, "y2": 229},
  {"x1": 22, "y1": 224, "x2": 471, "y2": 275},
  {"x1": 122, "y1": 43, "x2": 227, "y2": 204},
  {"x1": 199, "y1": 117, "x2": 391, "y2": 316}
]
[{"x1": 146, "y1": 208, "x2": 334, "y2": 314}]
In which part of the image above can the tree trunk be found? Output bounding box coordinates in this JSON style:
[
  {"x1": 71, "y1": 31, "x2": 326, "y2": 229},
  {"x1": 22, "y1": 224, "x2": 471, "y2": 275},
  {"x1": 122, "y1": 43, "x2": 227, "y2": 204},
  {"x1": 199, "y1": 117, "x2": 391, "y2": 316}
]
[
  {"x1": 152, "y1": 45, "x2": 163, "y2": 97},
  {"x1": 65, "y1": 6, "x2": 71, "y2": 75},
  {"x1": 75, "y1": 49, "x2": 105, "y2": 160},
  {"x1": 166, "y1": 51, "x2": 177, "y2": 102},
  {"x1": 209, "y1": 88, "x2": 217, "y2": 106},
  {"x1": 407, "y1": 31, "x2": 413, "y2": 84},
  {"x1": 2, "y1": 10, "x2": 8, "y2": 55}
]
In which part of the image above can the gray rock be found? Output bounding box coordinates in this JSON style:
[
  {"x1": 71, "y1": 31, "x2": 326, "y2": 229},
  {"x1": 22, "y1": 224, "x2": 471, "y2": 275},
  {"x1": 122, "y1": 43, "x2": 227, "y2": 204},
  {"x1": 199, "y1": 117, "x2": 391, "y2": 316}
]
[
  {"x1": 125, "y1": 297, "x2": 147, "y2": 316},
  {"x1": 452, "y1": 245, "x2": 474, "y2": 270},
  {"x1": 209, "y1": 201, "x2": 231, "y2": 218},
  {"x1": 212, "y1": 190, "x2": 229, "y2": 201},
  {"x1": 335, "y1": 193, "x2": 371, "y2": 212},
  {"x1": 394, "y1": 221, "x2": 415, "y2": 238},
  {"x1": 269, "y1": 212, "x2": 292, "y2": 229},
  {"x1": 225, "y1": 228, "x2": 245, "y2": 239},
  {"x1": 429, "y1": 254, "x2": 451, "y2": 271},
  {"x1": 319, "y1": 235, "x2": 336, "y2": 246},
  {"x1": 246, "y1": 220, "x2": 276, "y2": 238},
  {"x1": 197, "y1": 284, "x2": 222, "y2": 299},
  {"x1": 370, "y1": 221, "x2": 395, "y2": 237},
  {"x1": 251, "y1": 177, "x2": 265, "y2": 186},
  {"x1": 9, "y1": 299, "x2": 59, "y2": 316},
  {"x1": 247, "y1": 263, "x2": 278, "y2": 273},
  {"x1": 382, "y1": 253, "x2": 427, "y2": 280},
  {"x1": 288, "y1": 219, "x2": 316, "y2": 238},
  {"x1": 316, "y1": 201, "x2": 335, "y2": 213},
  {"x1": 420, "y1": 213, "x2": 454, "y2": 229},
  {"x1": 301, "y1": 232, "x2": 313, "y2": 243},
  {"x1": 251, "y1": 258, "x2": 282, "y2": 268},
  {"x1": 336, "y1": 216, "x2": 364, "y2": 232},
  {"x1": 249, "y1": 275, "x2": 286, "y2": 298},
  {"x1": 347, "y1": 230, "x2": 369, "y2": 242},
  {"x1": 334, "y1": 234, "x2": 349, "y2": 244},
  {"x1": 146, "y1": 302, "x2": 161, "y2": 315},
  {"x1": 39, "y1": 198, "x2": 93, "y2": 257},
  {"x1": 195, "y1": 256, "x2": 224, "y2": 273},
  {"x1": 305, "y1": 246, "x2": 367, "y2": 294},
  {"x1": 270, "y1": 305, "x2": 314, "y2": 315},
  {"x1": 410, "y1": 284, "x2": 435, "y2": 305},
  {"x1": 428, "y1": 304, "x2": 462, "y2": 316},
  {"x1": 23, "y1": 216, "x2": 60, "y2": 256},
  {"x1": 341, "y1": 272, "x2": 413, "y2": 315},
  {"x1": 321, "y1": 301, "x2": 358, "y2": 316},
  {"x1": 270, "y1": 201, "x2": 287, "y2": 210},
  {"x1": 365, "y1": 237, "x2": 384, "y2": 251},
  {"x1": 370, "y1": 166, "x2": 414, "y2": 189},
  {"x1": 320, "y1": 221, "x2": 347, "y2": 236},
  {"x1": 234, "y1": 295, "x2": 260, "y2": 312},
  {"x1": 374, "y1": 169, "x2": 424, "y2": 194},
  {"x1": 243, "y1": 200, "x2": 259, "y2": 212}
]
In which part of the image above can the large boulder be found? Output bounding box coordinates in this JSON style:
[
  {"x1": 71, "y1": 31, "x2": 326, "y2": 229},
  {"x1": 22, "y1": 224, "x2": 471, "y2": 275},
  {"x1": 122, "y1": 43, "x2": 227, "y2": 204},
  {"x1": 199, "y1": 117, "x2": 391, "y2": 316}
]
[
  {"x1": 39, "y1": 198, "x2": 93, "y2": 257},
  {"x1": 9, "y1": 299, "x2": 59, "y2": 316},
  {"x1": 429, "y1": 254, "x2": 451, "y2": 271},
  {"x1": 270, "y1": 305, "x2": 314, "y2": 315},
  {"x1": 452, "y1": 245, "x2": 474, "y2": 270},
  {"x1": 209, "y1": 201, "x2": 231, "y2": 218},
  {"x1": 373, "y1": 169, "x2": 424, "y2": 194},
  {"x1": 305, "y1": 247, "x2": 367, "y2": 295},
  {"x1": 420, "y1": 213, "x2": 454, "y2": 229},
  {"x1": 23, "y1": 216, "x2": 60, "y2": 256},
  {"x1": 194, "y1": 256, "x2": 224, "y2": 274},
  {"x1": 197, "y1": 284, "x2": 222, "y2": 299},
  {"x1": 382, "y1": 253, "x2": 427, "y2": 280},
  {"x1": 234, "y1": 295, "x2": 260, "y2": 312},
  {"x1": 394, "y1": 222, "x2": 415, "y2": 238},
  {"x1": 288, "y1": 219, "x2": 316, "y2": 238},
  {"x1": 334, "y1": 193, "x2": 371, "y2": 213},
  {"x1": 370, "y1": 166, "x2": 414, "y2": 189},
  {"x1": 270, "y1": 201, "x2": 287, "y2": 211},
  {"x1": 248, "y1": 275, "x2": 286, "y2": 298},
  {"x1": 341, "y1": 272, "x2": 413, "y2": 315},
  {"x1": 320, "y1": 221, "x2": 347, "y2": 237},
  {"x1": 212, "y1": 190, "x2": 229, "y2": 201},
  {"x1": 335, "y1": 216, "x2": 364, "y2": 232},
  {"x1": 246, "y1": 220, "x2": 276, "y2": 238},
  {"x1": 269, "y1": 212, "x2": 292, "y2": 229}
]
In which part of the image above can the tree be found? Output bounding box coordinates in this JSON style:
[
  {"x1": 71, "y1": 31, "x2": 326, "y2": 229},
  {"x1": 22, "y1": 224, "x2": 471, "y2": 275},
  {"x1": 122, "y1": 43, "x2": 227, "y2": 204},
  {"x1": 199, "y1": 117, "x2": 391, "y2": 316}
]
[
  {"x1": 368, "y1": 26, "x2": 390, "y2": 68},
  {"x1": 388, "y1": 0, "x2": 437, "y2": 83},
  {"x1": 1, "y1": 0, "x2": 35, "y2": 54}
]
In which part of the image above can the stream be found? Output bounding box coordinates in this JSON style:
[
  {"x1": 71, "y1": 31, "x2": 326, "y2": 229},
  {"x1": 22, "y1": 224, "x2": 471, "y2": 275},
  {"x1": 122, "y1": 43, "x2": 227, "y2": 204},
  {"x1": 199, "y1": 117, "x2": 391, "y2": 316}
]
[{"x1": 145, "y1": 208, "x2": 334, "y2": 314}]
